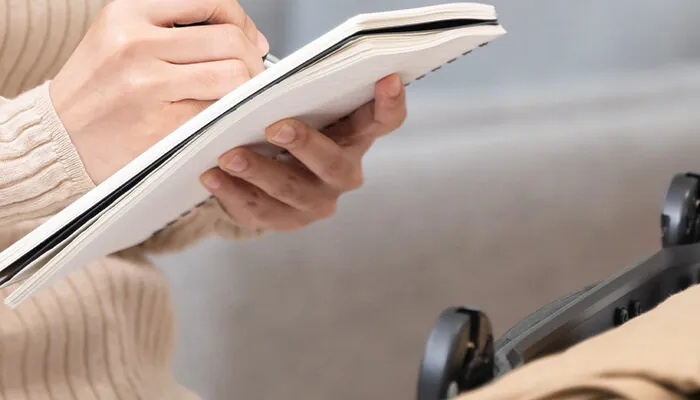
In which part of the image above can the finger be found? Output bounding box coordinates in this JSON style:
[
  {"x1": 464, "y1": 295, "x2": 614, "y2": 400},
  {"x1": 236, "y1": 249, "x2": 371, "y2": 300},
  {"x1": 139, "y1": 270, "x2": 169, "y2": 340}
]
[
  {"x1": 199, "y1": 168, "x2": 311, "y2": 231},
  {"x1": 156, "y1": 24, "x2": 265, "y2": 73},
  {"x1": 243, "y1": 15, "x2": 270, "y2": 56},
  {"x1": 164, "y1": 59, "x2": 252, "y2": 101},
  {"x1": 145, "y1": 0, "x2": 245, "y2": 26},
  {"x1": 144, "y1": 0, "x2": 267, "y2": 52},
  {"x1": 265, "y1": 120, "x2": 363, "y2": 191},
  {"x1": 325, "y1": 73, "x2": 407, "y2": 152},
  {"x1": 361, "y1": 73, "x2": 408, "y2": 138},
  {"x1": 217, "y1": 147, "x2": 337, "y2": 213}
]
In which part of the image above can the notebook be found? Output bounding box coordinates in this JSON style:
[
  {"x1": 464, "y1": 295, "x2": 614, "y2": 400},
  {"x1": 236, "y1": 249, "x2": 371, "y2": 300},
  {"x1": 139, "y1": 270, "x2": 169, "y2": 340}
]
[{"x1": 0, "y1": 2, "x2": 506, "y2": 306}]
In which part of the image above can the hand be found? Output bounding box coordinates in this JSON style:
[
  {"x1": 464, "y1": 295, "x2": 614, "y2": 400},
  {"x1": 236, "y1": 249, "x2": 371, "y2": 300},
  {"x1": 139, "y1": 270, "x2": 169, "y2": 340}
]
[
  {"x1": 50, "y1": 0, "x2": 268, "y2": 184},
  {"x1": 199, "y1": 73, "x2": 407, "y2": 232}
]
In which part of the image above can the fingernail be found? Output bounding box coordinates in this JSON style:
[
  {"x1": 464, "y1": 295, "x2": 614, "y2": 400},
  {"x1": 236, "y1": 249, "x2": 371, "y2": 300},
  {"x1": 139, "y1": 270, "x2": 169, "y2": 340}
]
[
  {"x1": 202, "y1": 173, "x2": 221, "y2": 190},
  {"x1": 270, "y1": 124, "x2": 296, "y2": 144},
  {"x1": 387, "y1": 75, "x2": 403, "y2": 98},
  {"x1": 226, "y1": 154, "x2": 248, "y2": 173},
  {"x1": 257, "y1": 31, "x2": 270, "y2": 54}
]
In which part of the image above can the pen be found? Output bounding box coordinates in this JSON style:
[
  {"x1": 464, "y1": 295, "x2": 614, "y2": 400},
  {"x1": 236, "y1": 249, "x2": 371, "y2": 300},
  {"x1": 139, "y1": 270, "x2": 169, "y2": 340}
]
[
  {"x1": 263, "y1": 53, "x2": 280, "y2": 69},
  {"x1": 174, "y1": 21, "x2": 279, "y2": 69}
]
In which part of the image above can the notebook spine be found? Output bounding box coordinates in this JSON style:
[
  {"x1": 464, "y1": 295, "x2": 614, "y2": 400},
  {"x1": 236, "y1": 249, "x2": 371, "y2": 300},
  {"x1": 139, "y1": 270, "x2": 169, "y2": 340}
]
[
  {"x1": 405, "y1": 45, "x2": 484, "y2": 88},
  {"x1": 147, "y1": 40, "x2": 491, "y2": 241},
  {"x1": 148, "y1": 196, "x2": 214, "y2": 239}
]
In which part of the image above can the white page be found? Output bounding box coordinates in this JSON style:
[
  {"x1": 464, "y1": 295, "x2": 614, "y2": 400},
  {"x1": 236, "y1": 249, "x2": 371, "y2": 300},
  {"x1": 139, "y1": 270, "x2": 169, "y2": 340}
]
[
  {"x1": 6, "y1": 23, "x2": 506, "y2": 306},
  {"x1": 0, "y1": 3, "x2": 498, "y2": 271}
]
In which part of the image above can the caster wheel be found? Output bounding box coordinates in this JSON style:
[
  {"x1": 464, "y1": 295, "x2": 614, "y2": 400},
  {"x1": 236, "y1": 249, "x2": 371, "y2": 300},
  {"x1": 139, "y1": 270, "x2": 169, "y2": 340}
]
[
  {"x1": 417, "y1": 307, "x2": 494, "y2": 400},
  {"x1": 662, "y1": 173, "x2": 700, "y2": 247}
]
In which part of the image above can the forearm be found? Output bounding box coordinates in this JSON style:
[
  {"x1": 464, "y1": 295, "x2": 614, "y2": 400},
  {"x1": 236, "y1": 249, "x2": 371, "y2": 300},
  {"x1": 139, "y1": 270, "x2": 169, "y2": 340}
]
[{"x1": 0, "y1": 82, "x2": 94, "y2": 234}]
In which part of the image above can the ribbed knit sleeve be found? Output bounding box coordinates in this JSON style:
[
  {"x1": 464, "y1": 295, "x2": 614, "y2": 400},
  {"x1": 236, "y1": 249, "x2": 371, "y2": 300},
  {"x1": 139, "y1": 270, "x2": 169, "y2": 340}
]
[{"x1": 0, "y1": 81, "x2": 94, "y2": 228}]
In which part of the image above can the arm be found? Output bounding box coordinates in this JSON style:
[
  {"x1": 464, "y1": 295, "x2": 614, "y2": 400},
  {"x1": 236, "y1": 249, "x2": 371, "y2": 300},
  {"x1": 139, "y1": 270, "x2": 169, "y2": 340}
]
[
  {"x1": 34, "y1": 0, "x2": 407, "y2": 258},
  {"x1": 0, "y1": 80, "x2": 263, "y2": 256},
  {"x1": 41, "y1": 0, "x2": 269, "y2": 255},
  {"x1": 0, "y1": 83, "x2": 94, "y2": 240}
]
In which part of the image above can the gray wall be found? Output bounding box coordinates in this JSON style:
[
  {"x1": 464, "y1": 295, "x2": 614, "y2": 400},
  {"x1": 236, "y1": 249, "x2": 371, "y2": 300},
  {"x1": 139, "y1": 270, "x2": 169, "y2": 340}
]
[
  {"x1": 247, "y1": 0, "x2": 700, "y2": 91},
  {"x1": 156, "y1": 2, "x2": 700, "y2": 399}
]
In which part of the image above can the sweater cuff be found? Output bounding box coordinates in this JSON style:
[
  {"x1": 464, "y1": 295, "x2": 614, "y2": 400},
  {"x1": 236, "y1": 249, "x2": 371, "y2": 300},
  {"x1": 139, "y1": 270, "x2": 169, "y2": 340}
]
[
  {"x1": 0, "y1": 82, "x2": 95, "y2": 224},
  {"x1": 33, "y1": 82, "x2": 95, "y2": 194}
]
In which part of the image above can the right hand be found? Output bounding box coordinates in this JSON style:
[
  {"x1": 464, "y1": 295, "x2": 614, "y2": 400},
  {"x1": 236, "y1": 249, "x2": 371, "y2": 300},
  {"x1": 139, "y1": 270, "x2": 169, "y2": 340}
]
[{"x1": 50, "y1": 0, "x2": 269, "y2": 184}]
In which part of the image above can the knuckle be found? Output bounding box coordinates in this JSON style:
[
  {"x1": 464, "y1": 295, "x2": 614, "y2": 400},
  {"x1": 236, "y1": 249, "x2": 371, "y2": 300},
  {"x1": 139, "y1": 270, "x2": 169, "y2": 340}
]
[
  {"x1": 245, "y1": 201, "x2": 265, "y2": 220},
  {"x1": 107, "y1": 29, "x2": 134, "y2": 54},
  {"x1": 251, "y1": 207, "x2": 274, "y2": 225},
  {"x1": 316, "y1": 201, "x2": 337, "y2": 219},
  {"x1": 228, "y1": 59, "x2": 251, "y2": 80},
  {"x1": 220, "y1": 199, "x2": 255, "y2": 227},
  {"x1": 222, "y1": 24, "x2": 247, "y2": 48},
  {"x1": 271, "y1": 182, "x2": 296, "y2": 200},
  {"x1": 291, "y1": 215, "x2": 312, "y2": 230},
  {"x1": 244, "y1": 194, "x2": 272, "y2": 223},
  {"x1": 244, "y1": 15, "x2": 257, "y2": 34},
  {"x1": 99, "y1": 4, "x2": 139, "y2": 54},
  {"x1": 348, "y1": 171, "x2": 364, "y2": 190},
  {"x1": 102, "y1": 27, "x2": 148, "y2": 60},
  {"x1": 199, "y1": 60, "x2": 250, "y2": 92},
  {"x1": 278, "y1": 222, "x2": 302, "y2": 232},
  {"x1": 295, "y1": 193, "x2": 318, "y2": 210},
  {"x1": 321, "y1": 152, "x2": 353, "y2": 183},
  {"x1": 198, "y1": 66, "x2": 224, "y2": 89},
  {"x1": 231, "y1": 2, "x2": 249, "y2": 26},
  {"x1": 214, "y1": 60, "x2": 251, "y2": 91}
]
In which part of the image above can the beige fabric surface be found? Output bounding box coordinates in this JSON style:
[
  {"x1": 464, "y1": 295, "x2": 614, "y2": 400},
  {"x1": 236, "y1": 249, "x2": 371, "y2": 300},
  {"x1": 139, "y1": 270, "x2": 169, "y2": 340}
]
[{"x1": 459, "y1": 284, "x2": 700, "y2": 400}]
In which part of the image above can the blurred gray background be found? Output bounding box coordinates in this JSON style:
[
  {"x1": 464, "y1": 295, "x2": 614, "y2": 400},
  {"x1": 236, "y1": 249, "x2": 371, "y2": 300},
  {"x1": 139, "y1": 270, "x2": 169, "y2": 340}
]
[{"x1": 153, "y1": 1, "x2": 700, "y2": 399}]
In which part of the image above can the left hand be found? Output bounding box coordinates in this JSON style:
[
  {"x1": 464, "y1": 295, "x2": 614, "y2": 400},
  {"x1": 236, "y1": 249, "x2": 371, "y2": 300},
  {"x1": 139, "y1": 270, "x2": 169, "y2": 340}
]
[{"x1": 199, "y1": 73, "x2": 407, "y2": 232}]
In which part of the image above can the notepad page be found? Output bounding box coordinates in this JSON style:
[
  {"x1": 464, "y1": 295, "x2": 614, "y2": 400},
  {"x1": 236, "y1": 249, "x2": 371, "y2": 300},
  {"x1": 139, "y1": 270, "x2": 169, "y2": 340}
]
[
  {"x1": 11, "y1": 26, "x2": 497, "y2": 274},
  {"x1": 78, "y1": 24, "x2": 507, "y2": 254},
  {"x1": 352, "y1": 2, "x2": 496, "y2": 29},
  {"x1": 0, "y1": 11, "x2": 362, "y2": 269},
  {"x1": 6, "y1": 23, "x2": 506, "y2": 306},
  {"x1": 0, "y1": 2, "x2": 498, "y2": 275}
]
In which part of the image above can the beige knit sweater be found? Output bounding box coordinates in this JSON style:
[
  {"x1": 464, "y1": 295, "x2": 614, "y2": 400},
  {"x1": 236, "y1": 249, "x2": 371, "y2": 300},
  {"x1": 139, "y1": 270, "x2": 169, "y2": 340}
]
[{"x1": 0, "y1": 1, "x2": 261, "y2": 398}]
